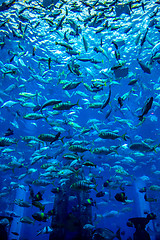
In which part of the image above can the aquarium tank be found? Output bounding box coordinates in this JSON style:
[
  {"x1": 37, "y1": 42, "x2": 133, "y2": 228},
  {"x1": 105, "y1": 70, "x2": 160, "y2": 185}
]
[{"x1": 0, "y1": 0, "x2": 160, "y2": 239}]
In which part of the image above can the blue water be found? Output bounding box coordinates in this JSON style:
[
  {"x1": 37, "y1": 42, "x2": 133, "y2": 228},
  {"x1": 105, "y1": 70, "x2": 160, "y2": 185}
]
[{"x1": 0, "y1": 0, "x2": 160, "y2": 239}]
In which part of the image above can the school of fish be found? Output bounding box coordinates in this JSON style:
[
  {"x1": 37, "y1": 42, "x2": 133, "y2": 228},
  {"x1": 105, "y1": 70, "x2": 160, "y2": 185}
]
[{"x1": 0, "y1": 0, "x2": 160, "y2": 239}]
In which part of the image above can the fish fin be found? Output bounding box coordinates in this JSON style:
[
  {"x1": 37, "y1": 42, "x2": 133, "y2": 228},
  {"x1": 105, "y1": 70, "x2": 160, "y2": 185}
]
[
  {"x1": 80, "y1": 155, "x2": 84, "y2": 161},
  {"x1": 76, "y1": 99, "x2": 80, "y2": 106},
  {"x1": 116, "y1": 228, "x2": 121, "y2": 240},
  {"x1": 61, "y1": 137, "x2": 65, "y2": 144},
  {"x1": 138, "y1": 115, "x2": 143, "y2": 121},
  {"x1": 94, "y1": 184, "x2": 98, "y2": 192},
  {"x1": 121, "y1": 134, "x2": 127, "y2": 141},
  {"x1": 51, "y1": 182, "x2": 55, "y2": 187},
  {"x1": 153, "y1": 144, "x2": 158, "y2": 153}
]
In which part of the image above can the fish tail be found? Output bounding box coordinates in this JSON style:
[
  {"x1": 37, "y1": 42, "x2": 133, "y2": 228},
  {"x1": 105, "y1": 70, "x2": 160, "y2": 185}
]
[
  {"x1": 93, "y1": 124, "x2": 99, "y2": 133},
  {"x1": 138, "y1": 115, "x2": 143, "y2": 121},
  {"x1": 76, "y1": 99, "x2": 80, "y2": 106},
  {"x1": 121, "y1": 134, "x2": 127, "y2": 141},
  {"x1": 153, "y1": 144, "x2": 158, "y2": 153},
  {"x1": 80, "y1": 155, "x2": 84, "y2": 161},
  {"x1": 113, "y1": 116, "x2": 117, "y2": 123},
  {"x1": 35, "y1": 91, "x2": 41, "y2": 104},
  {"x1": 60, "y1": 137, "x2": 65, "y2": 144},
  {"x1": 44, "y1": 115, "x2": 49, "y2": 122},
  {"x1": 94, "y1": 184, "x2": 98, "y2": 192},
  {"x1": 116, "y1": 228, "x2": 121, "y2": 240}
]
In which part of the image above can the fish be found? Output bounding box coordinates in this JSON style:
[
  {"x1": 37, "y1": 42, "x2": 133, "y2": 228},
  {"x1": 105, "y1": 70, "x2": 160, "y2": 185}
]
[
  {"x1": 82, "y1": 161, "x2": 96, "y2": 168},
  {"x1": 82, "y1": 35, "x2": 88, "y2": 52},
  {"x1": 38, "y1": 132, "x2": 61, "y2": 143},
  {"x1": 0, "y1": 0, "x2": 16, "y2": 11},
  {"x1": 98, "y1": 131, "x2": 127, "y2": 141},
  {"x1": 115, "y1": 192, "x2": 127, "y2": 202},
  {"x1": 129, "y1": 142, "x2": 156, "y2": 152},
  {"x1": 96, "y1": 191, "x2": 105, "y2": 198},
  {"x1": 138, "y1": 97, "x2": 153, "y2": 121},
  {"x1": 32, "y1": 179, "x2": 53, "y2": 187},
  {"x1": 93, "y1": 228, "x2": 121, "y2": 240},
  {"x1": 20, "y1": 216, "x2": 34, "y2": 224},
  {"x1": 55, "y1": 41, "x2": 73, "y2": 50},
  {"x1": 70, "y1": 180, "x2": 97, "y2": 192},
  {"x1": 32, "y1": 201, "x2": 45, "y2": 211},
  {"x1": 137, "y1": 59, "x2": 151, "y2": 74},
  {"x1": 41, "y1": 99, "x2": 62, "y2": 110},
  {"x1": 14, "y1": 199, "x2": 31, "y2": 208},
  {"x1": 0, "y1": 1, "x2": 160, "y2": 239},
  {"x1": 37, "y1": 226, "x2": 54, "y2": 236},
  {"x1": 23, "y1": 113, "x2": 46, "y2": 120},
  {"x1": 11, "y1": 232, "x2": 19, "y2": 236},
  {"x1": 4, "y1": 128, "x2": 13, "y2": 136},
  {"x1": 62, "y1": 81, "x2": 82, "y2": 90},
  {"x1": 52, "y1": 101, "x2": 79, "y2": 110},
  {"x1": 128, "y1": 79, "x2": 138, "y2": 85},
  {"x1": 69, "y1": 145, "x2": 89, "y2": 153},
  {"x1": 1, "y1": 100, "x2": 18, "y2": 108},
  {"x1": 0, "y1": 137, "x2": 17, "y2": 147},
  {"x1": 21, "y1": 136, "x2": 43, "y2": 144},
  {"x1": 100, "y1": 85, "x2": 111, "y2": 110},
  {"x1": 92, "y1": 147, "x2": 115, "y2": 155},
  {"x1": 32, "y1": 212, "x2": 50, "y2": 222},
  {"x1": 149, "y1": 185, "x2": 160, "y2": 191},
  {"x1": 63, "y1": 153, "x2": 81, "y2": 160},
  {"x1": 144, "y1": 193, "x2": 157, "y2": 202}
]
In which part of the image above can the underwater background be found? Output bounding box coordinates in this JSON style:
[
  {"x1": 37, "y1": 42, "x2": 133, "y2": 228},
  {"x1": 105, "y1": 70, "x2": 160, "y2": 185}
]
[{"x1": 0, "y1": 0, "x2": 160, "y2": 239}]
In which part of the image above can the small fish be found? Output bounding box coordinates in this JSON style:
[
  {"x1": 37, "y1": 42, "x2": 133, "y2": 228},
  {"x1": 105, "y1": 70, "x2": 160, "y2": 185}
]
[
  {"x1": 0, "y1": 137, "x2": 17, "y2": 147},
  {"x1": 99, "y1": 131, "x2": 127, "y2": 141},
  {"x1": 118, "y1": 97, "x2": 123, "y2": 108},
  {"x1": 93, "y1": 228, "x2": 121, "y2": 240},
  {"x1": 4, "y1": 128, "x2": 13, "y2": 136},
  {"x1": 11, "y1": 232, "x2": 19, "y2": 236},
  {"x1": 129, "y1": 142, "x2": 156, "y2": 152},
  {"x1": 70, "y1": 180, "x2": 97, "y2": 192},
  {"x1": 144, "y1": 193, "x2": 157, "y2": 202},
  {"x1": 82, "y1": 35, "x2": 88, "y2": 52},
  {"x1": 101, "y1": 86, "x2": 111, "y2": 110},
  {"x1": 32, "y1": 212, "x2": 49, "y2": 222},
  {"x1": 69, "y1": 145, "x2": 89, "y2": 153},
  {"x1": 139, "y1": 187, "x2": 146, "y2": 193},
  {"x1": 23, "y1": 113, "x2": 45, "y2": 120},
  {"x1": 41, "y1": 99, "x2": 62, "y2": 110},
  {"x1": 55, "y1": 41, "x2": 73, "y2": 50},
  {"x1": 53, "y1": 101, "x2": 79, "y2": 110},
  {"x1": 128, "y1": 79, "x2": 138, "y2": 85},
  {"x1": 32, "y1": 201, "x2": 45, "y2": 211},
  {"x1": 96, "y1": 191, "x2": 105, "y2": 198},
  {"x1": 37, "y1": 226, "x2": 53, "y2": 236},
  {"x1": 138, "y1": 97, "x2": 153, "y2": 121},
  {"x1": 20, "y1": 216, "x2": 34, "y2": 224},
  {"x1": 115, "y1": 192, "x2": 127, "y2": 202},
  {"x1": 137, "y1": 59, "x2": 151, "y2": 74},
  {"x1": 38, "y1": 133, "x2": 61, "y2": 143}
]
